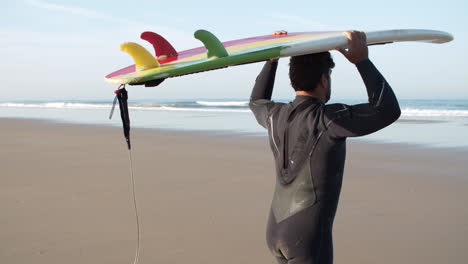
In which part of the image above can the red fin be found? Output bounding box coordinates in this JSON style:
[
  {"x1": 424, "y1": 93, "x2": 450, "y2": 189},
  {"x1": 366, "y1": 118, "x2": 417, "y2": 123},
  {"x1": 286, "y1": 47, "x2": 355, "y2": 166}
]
[{"x1": 140, "y1": 31, "x2": 178, "y2": 64}]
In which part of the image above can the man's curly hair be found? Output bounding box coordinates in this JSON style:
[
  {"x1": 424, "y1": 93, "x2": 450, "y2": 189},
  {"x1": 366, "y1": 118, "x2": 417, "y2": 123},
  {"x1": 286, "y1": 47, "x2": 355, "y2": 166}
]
[{"x1": 289, "y1": 52, "x2": 335, "y2": 92}]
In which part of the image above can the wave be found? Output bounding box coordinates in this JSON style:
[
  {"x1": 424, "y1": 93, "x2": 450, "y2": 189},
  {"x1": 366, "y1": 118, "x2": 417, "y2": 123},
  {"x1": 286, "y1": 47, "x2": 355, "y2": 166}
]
[
  {"x1": 1, "y1": 102, "x2": 468, "y2": 117},
  {"x1": 196, "y1": 100, "x2": 248, "y2": 106},
  {"x1": 141, "y1": 106, "x2": 249, "y2": 113},
  {"x1": 0, "y1": 102, "x2": 111, "y2": 109},
  {"x1": 401, "y1": 108, "x2": 468, "y2": 117},
  {"x1": 0, "y1": 102, "x2": 250, "y2": 113}
]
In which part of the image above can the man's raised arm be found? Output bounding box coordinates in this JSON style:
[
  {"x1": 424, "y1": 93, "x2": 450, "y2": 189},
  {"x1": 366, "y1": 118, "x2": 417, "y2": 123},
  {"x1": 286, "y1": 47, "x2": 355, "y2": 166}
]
[
  {"x1": 249, "y1": 59, "x2": 279, "y2": 128},
  {"x1": 325, "y1": 31, "x2": 401, "y2": 138}
]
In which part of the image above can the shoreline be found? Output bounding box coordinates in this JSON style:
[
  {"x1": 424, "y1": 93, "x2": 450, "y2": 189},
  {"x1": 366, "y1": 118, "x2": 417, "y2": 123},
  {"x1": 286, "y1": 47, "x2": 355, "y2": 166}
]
[
  {"x1": 2, "y1": 116, "x2": 468, "y2": 152},
  {"x1": 1, "y1": 118, "x2": 468, "y2": 264}
]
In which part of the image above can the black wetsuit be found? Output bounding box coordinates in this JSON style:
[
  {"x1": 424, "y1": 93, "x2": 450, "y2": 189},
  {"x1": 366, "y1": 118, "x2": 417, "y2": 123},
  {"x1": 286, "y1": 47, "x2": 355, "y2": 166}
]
[{"x1": 249, "y1": 59, "x2": 401, "y2": 264}]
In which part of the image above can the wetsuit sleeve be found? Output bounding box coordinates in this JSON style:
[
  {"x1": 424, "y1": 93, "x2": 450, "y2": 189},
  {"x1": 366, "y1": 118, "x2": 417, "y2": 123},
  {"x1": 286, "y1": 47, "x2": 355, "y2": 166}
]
[
  {"x1": 324, "y1": 59, "x2": 401, "y2": 138},
  {"x1": 249, "y1": 60, "x2": 279, "y2": 128}
]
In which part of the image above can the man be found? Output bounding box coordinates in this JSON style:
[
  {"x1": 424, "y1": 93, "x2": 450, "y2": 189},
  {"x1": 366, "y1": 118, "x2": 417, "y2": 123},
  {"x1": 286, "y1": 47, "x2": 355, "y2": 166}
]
[{"x1": 249, "y1": 31, "x2": 401, "y2": 264}]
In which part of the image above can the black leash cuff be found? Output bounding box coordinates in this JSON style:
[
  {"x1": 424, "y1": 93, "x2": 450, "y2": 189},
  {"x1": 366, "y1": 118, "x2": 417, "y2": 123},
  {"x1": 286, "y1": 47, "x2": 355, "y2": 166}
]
[{"x1": 109, "y1": 84, "x2": 131, "y2": 150}]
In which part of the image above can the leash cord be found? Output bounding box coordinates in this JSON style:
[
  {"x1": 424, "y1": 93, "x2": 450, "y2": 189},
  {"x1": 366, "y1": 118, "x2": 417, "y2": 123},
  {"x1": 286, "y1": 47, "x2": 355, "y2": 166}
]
[
  {"x1": 128, "y1": 149, "x2": 140, "y2": 264},
  {"x1": 110, "y1": 86, "x2": 140, "y2": 264}
]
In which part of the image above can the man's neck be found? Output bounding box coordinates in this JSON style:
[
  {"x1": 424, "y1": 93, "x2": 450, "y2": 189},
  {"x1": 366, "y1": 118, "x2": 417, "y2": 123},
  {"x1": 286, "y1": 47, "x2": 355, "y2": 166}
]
[
  {"x1": 295, "y1": 91, "x2": 314, "y2": 97},
  {"x1": 295, "y1": 91, "x2": 324, "y2": 102}
]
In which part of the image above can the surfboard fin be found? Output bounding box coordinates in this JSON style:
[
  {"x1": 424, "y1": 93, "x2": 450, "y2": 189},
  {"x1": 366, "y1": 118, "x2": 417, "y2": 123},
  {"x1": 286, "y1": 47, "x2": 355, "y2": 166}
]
[
  {"x1": 194, "y1": 29, "x2": 228, "y2": 58},
  {"x1": 140, "y1": 31, "x2": 178, "y2": 63},
  {"x1": 130, "y1": 78, "x2": 166, "y2": 87},
  {"x1": 120, "y1": 42, "x2": 160, "y2": 71}
]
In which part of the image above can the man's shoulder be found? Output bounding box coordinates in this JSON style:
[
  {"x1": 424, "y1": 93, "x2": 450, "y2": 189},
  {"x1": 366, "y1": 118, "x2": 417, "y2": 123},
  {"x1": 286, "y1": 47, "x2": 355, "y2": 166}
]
[
  {"x1": 249, "y1": 99, "x2": 287, "y2": 117},
  {"x1": 322, "y1": 103, "x2": 351, "y2": 120},
  {"x1": 324, "y1": 103, "x2": 349, "y2": 112},
  {"x1": 249, "y1": 99, "x2": 286, "y2": 107}
]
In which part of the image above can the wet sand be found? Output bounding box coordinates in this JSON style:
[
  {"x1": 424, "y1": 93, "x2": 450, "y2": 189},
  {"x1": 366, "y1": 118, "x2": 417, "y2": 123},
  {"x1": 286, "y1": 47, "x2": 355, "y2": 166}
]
[{"x1": 1, "y1": 118, "x2": 467, "y2": 264}]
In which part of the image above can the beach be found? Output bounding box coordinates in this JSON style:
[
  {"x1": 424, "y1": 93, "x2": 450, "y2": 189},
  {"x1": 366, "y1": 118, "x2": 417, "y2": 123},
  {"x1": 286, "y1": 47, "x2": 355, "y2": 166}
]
[{"x1": 1, "y1": 118, "x2": 467, "y2": 264}]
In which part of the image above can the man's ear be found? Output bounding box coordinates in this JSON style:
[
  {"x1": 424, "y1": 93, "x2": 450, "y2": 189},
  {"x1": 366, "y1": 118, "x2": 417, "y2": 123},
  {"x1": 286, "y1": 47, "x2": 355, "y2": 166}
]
[{"x1": 320, "y1": 73, "x2": 328, "y2": 87}]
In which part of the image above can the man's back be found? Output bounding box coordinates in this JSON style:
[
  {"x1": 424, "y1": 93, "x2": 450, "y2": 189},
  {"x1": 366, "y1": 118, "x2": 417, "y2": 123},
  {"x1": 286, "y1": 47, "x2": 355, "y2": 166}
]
[{"x1": 249, "y1": 39, "x2": 400, "y2": 263}]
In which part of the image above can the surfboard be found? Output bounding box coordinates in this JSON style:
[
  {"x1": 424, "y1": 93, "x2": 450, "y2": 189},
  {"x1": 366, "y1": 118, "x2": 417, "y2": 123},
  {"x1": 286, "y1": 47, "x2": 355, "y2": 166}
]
[{"x1": 105, "y1": 29, "x2": 453, "y2": 87}]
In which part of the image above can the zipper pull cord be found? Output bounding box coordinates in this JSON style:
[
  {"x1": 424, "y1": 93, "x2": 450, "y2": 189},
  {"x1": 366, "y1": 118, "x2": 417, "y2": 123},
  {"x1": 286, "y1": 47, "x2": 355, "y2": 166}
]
[
  {"x1": 109, "y1": 84, "x2": 125, "y2": 120},
  {"x1": 109, "y1": 95, "x2": 118, "y2": 120}
]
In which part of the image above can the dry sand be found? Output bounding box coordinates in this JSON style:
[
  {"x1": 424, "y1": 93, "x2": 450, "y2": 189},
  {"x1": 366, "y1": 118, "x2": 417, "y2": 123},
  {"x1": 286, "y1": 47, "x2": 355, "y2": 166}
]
[{"x1": 1, "y1": 118, "x2": 467, "y2": 264}]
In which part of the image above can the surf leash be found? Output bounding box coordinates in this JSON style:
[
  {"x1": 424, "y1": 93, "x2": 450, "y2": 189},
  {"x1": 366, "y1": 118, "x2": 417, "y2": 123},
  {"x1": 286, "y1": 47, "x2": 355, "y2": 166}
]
[{"x1": 109, "y1": 85, "x2": 141, "y2": 264}]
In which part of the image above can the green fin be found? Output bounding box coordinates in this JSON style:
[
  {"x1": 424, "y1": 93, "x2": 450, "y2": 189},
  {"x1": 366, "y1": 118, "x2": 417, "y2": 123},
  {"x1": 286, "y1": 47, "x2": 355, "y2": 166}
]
[{"x1": 194, "y1": 29, "x2": 228, "y2": 58}]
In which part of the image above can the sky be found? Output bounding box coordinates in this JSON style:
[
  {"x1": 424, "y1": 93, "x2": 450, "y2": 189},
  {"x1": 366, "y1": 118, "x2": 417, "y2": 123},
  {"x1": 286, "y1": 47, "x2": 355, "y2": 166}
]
[{"x1": 1, "y1": 0, "x2": 467, "y2": 101}]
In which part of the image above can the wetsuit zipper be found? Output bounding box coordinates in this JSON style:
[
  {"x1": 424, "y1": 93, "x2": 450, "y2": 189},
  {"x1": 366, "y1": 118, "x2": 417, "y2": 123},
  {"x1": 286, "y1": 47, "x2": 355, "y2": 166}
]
[
  {"x1": 269, "y1": 115, "x2": 280, "y2": 154},
  {"x1": 283, "y1": 122, "x2": 289, "y2": 170},
  {"x1": 282, "y1": 100, "x2": 318, "y2": 171},
  {"x1": 283, "y1": 105, "x2": 294, "y2": 170}
]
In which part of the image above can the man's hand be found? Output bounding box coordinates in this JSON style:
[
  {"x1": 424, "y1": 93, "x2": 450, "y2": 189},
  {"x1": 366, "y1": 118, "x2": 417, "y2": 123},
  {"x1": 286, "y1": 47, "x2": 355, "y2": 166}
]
[
  {"x1": 337, "y1": 30, "x2": 369, "y2": 64},
  {"x1": 272, "y1": 30, "x2": 288, "y2": 36},
  {"x1": 270, "y1": 30, "x2": 287, "y2": 61}
]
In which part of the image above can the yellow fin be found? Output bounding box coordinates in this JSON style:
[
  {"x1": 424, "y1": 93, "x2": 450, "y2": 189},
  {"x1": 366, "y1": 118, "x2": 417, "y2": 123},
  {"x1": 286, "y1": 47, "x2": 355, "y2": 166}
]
[{"x1": 120, "y1": 42, "x2": 160, "y2": 71}]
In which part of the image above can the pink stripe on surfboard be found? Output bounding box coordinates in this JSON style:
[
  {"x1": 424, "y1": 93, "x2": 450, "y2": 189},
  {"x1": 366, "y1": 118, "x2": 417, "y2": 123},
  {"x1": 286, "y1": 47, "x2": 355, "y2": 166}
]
[
  {"x1": 106, "y1": 32, "x2": 319, "y2": 79},
  {"x1": 106, "y1": 64, "x2": 136, "y2": 79}
]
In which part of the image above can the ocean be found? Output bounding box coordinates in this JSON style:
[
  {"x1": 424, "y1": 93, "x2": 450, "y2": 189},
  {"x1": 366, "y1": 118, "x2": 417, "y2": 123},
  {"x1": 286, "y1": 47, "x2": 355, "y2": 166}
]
[{"x1": 1, "y1": 98, "x2": 468, "y2": 149}]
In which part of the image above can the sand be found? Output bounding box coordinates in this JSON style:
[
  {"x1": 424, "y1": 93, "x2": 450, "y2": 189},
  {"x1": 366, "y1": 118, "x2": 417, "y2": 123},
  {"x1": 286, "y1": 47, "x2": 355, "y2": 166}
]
[{"x1": 1, "y1": 118, "x2": 467, "y2": 264}]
